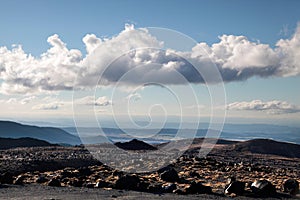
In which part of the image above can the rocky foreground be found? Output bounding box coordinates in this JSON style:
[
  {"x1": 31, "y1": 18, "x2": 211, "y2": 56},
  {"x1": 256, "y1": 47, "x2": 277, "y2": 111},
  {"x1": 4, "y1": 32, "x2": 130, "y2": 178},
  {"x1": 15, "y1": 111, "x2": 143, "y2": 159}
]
[{"x1": 0, "y1": 138, "x2": 299, "y2": 199}]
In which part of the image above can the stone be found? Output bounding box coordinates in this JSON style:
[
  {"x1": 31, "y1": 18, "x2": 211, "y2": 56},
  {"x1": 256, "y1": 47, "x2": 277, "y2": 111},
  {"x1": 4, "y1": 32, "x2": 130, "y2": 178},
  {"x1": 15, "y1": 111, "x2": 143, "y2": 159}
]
[
  {"x1": 251, "y1": 180, "x2": 276, "y2": 197},
  {"x1": 174, "y1": 189, "x2": 185, "y2": 195},
  {"x1": 185, "y1": 181, "x2": 212, "y2": 194},
  {"x1": 60, "y1": 170, "x2": 74, "y2": 178},
  {"x1": 115, "y1": 175, "x2": 140, "y2": 190},
  {"x1": 35, "y1": 175, "x2": 48, "y2": 183},
  {"x1": 78, "y1": 167, "x2": 92, "y2": 176},
  {"x1": 224, "y1": 177, "x2": 245, "y2": 195},
  {"x1": 14, "y1": 175, "x2": 25, "y2": 185},
  {"x1": 137, "y1": 181, "x2": 149, "y2": 192},
  {"x1": 95, "y1": 180, "x2": 109, "y2": 188},
  {"x1": 68, "y1": 179, "x2": 84, "y2": 187},
  {"x1": 283, "y1": 179, "x2": 299, "y2": 196},
  {"x1": 48, "y1": 178, "x2": 61, "y2": 187},
  {"x1": 162, "y1": 183, "x2": 177, "y2": 193},
  {"x1": 158, "y1": 167, "x2": 179, "y2": 183},
  {"x1": 147, "y1": 183, "x2": 163, "y2": 194},
  {"x1": 112, "y1": 170, "x2": 123, "y2": 177},
  {"x1": 83, "y1": 182, "x2": 95, "y2": 188},
  {"x1": 0, "y1": 172, "x2": 14, "y2": 184}
]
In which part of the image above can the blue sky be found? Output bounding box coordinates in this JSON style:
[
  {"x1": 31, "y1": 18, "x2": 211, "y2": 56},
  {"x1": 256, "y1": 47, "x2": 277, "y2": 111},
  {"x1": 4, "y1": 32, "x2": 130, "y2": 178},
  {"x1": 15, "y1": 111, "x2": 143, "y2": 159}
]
[
  {"x1": 0, "y1": 0, "x2": 300, "y2": 127},
  {"x1": 1, "y1": 0, "x2": 300, "y2": 54}
]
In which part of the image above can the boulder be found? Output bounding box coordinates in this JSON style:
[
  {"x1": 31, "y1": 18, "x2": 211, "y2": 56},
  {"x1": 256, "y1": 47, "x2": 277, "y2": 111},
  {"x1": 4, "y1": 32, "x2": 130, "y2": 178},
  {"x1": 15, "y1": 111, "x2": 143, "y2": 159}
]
[
  {"x1": 224, "y1": 177, "x2": 245, "y2": 195},
  {"x1": 35, "y1": 175, "x2": 48, "y2": 183},
  {"x1": 283, "y1": 179, "x2": 299, "y2": 196},
  {"x1": 48, "y1": 178, "x2": 61, "y2": 187},
  {"x1": 14, "y1": 175, "x2": 25, "y2": 185},
  {"x1": 78, "y1": 167, "x2": 92, "y2": 177},
  {"x1": 0, "y1": 172, "x2": 14, "y2": 184},
  {"x1": 162, "y1": 183, "x2": 177, "y2": 193},
  {"x1": 158, "y1": 167, "x2": 179, "y2": 183},
  {"x1": 251, "y1": 180, "x2": 276, "y2": 196},
  {"x1": 147, "y1": 183, "x2": 163, "y2": 193},
  {"x1": 68, "y1": 179, "x2": 84, "y2": 187},
  {"x1": 185, "y1": 181, "x2": 212, "y2": 194},
  {"x1": 115, "y1": 175, "x2": 140, "y2": 190},
  {"x1": 83, "y1": 182, "x2": 95, "y2": 188},
  {"x1": 60, "y1": 170, "x2": 75, "y2": 178},
  {"x1": 95, "y1": 180, "x2": 110, "y2": 188}
]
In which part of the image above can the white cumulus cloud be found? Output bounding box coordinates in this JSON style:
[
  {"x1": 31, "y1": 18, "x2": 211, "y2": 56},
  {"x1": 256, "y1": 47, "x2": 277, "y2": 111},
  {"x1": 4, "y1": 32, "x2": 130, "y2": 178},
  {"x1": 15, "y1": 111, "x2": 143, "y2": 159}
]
[
  {"x1": 75, "y1": 96, "x2": 112, "y2": 106},
  {"x1": 32, "y1": 101, "x2": 64, "y2": 110},
  {"x1": 20, "y1": 96, "x2": 36, "y2": 104},
  {"x1": 1, "y1": 23, "x2": 300, "y2": 94},
  {"x1": 227, "y1": 100, "x2": 300, "y2": 114}
]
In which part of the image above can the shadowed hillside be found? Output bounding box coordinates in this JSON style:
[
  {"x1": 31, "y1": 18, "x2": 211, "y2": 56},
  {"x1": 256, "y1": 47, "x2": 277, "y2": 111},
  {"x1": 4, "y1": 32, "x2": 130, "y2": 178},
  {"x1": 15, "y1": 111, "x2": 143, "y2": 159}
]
[
  {"x1": 0, "y1": 121, "x2": 81, "y2": 145},
  {"x1": 233, "y1": 139, "x2": 300, "y2": 158},
  {"x1": 0, "y1": 137, "x2": 55, "y2": 150}
]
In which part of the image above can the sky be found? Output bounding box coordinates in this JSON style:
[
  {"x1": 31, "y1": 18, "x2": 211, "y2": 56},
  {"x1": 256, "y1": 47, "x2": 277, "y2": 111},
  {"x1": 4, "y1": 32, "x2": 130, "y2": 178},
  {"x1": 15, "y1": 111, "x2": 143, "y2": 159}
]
[{"x1": 0, "y1": 0, "x2": 300, "y2": 127}]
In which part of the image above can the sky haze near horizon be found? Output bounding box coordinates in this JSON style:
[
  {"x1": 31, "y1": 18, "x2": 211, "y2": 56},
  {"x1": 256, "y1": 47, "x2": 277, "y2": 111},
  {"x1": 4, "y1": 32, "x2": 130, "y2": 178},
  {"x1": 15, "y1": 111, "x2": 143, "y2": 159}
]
[{"x1": 0, "y1": 0, "x2": 300, "y2": 127}]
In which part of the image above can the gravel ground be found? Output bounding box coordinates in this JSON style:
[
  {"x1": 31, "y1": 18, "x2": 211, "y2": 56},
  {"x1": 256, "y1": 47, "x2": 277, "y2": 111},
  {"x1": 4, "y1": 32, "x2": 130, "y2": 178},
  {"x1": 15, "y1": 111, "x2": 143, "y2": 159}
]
[
  {"x1": 1, "y1": 142, "x2": 299, "y2": 199},
  {"x1": 0, "y1": 184, "x2": 295, "y2": 200}
]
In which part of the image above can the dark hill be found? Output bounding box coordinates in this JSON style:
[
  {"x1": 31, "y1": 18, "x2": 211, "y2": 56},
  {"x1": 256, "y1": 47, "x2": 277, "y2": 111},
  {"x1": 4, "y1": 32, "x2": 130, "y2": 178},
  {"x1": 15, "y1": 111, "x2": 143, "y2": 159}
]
[
  {"x1": 233, "y1": 139, "x2": 300, "y2": 158},
  {"x1": 115, "y1": 139, "x2": 157, "y2": 150},
  {"x1": 0, "y1": 121, "x2": 81, "y2": 145},
  {"x1": 0, "y1": 137, "x2": 55, "y2": 150}
]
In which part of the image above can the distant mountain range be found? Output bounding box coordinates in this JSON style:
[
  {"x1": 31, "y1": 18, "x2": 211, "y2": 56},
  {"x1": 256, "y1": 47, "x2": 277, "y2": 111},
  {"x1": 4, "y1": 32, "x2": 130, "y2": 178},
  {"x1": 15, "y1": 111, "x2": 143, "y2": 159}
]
[
  {"x1": 63, "y1": 125, "x2": 300, "y2": 145},
  {"x1": 0, "y1": 120, "x2": 299, "y2": 159},
  {"x1": 1, "y1": 120, "x2": 300, "y2": 147},
  {"x1": 0, "y1": 121, "x2": 81, "y2": 145}
]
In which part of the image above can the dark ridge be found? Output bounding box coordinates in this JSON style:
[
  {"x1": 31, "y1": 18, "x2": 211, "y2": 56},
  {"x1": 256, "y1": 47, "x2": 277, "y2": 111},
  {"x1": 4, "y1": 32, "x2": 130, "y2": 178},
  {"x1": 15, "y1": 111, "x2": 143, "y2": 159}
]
[
  {"x1": 115, "y1": 139, "x2": 157, "y2": 150},
  {"x1": 0, "y1": 137, "x2": 56, "y2": 150},
  {"x1": 233, "y1": 139, "x2": 300, "y2": 158},
  {"x1": 0, "y1": 120, "x2": 81, "y2": 145}
]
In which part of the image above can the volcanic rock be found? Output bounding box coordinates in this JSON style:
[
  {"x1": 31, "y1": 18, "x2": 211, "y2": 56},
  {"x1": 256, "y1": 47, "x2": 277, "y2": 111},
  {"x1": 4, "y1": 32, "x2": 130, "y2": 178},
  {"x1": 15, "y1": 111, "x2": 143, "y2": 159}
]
[
  {"x1": 158, "y1": 166, "x2": 179, "y2": 182},
  {"x1": 251, "y1": 179, "x2": 276, "y2": 197},
  {"x1": 78, "y1": 167, "x2": 93, "y2": 176},
  {"x1": 283, "y1": 179, "x2": 299, "y2": 196},
  {"x1": 162, "y1": 183, "x2": 177, "y2": 193},
  {"x1": 95, "y1": 180, "x2": 110, "y2": 188},
  {"x1": 224, "y1": 177, "x2": 245, "y2": 195},
  {"x1": 184, "y1": 181, "x2": 212, "y2": 194},
  {"x1": 0, "y1": 172, "x2": 14, "y2": 184},
  {"x1": 115, "y1": 174, "x2": 140, "y2": 190},
  {"x1": 35, "y1": 175, "x2": 48, "y2": 183},
  {"x1": 147, "y1": 183, "x2": 163, "y2": 193},
  {"x1": 14, "y1": 175, "x2": 25, "y2": 185},
  {"x1": 48, "y1": 178, "x2": 61, "y2": 187}
]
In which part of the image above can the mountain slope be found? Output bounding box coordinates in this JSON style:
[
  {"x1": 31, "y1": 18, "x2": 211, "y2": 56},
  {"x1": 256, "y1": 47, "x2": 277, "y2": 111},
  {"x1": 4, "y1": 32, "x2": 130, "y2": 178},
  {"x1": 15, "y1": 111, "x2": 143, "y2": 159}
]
[
  {"x1": 0, "y1": 121, "x2": 81, "y2": 145},
  {"x1": 233, "y1": 139, "x2": 300, "y2": 158},
  {"x1": 0, "y1": 137, "x2": 55, "y2": 150}
]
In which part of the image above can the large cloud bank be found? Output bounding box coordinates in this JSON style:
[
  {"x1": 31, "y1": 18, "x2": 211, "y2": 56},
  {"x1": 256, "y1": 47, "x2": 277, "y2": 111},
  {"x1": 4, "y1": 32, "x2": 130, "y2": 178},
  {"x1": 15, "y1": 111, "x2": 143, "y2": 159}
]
[{"x1": 1, "y1": 23, "x2": 300, "y2": 94}]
